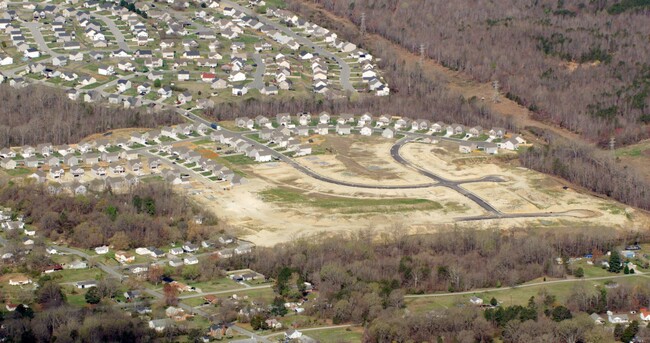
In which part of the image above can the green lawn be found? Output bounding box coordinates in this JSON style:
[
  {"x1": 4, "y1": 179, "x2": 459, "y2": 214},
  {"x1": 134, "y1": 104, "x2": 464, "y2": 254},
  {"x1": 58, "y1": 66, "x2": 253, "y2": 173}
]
[
  {"x1": 193, "y1": 139, "x2": 213, "y2": 145},
  {"x1": 5, "y1": 168, "x2": 31, "y2": 176},
  {"x1": 140, "y1": 176, "x2": 163, "y2": 184},
  {"x1": 105, "y1": 146, "x2": 123, "y2": 153},
  {"x1": 306, "y1": 327, "x2": 364, "y2": 342},
  {"x1": 259, "y1": 187, "x2": 443, "y2": 214},
  {"x1": 221, "y1": 154, "x2": 255, "y2": 165},
  {"x1": 406, "y1": 275, "x2": 650, "y2": 314}
]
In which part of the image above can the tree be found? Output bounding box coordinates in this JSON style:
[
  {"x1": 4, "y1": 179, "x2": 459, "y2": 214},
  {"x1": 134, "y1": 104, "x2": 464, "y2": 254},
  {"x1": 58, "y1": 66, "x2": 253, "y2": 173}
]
[
  {"x1": 624, "y1": 264, "x2": 630, "y2": 274},
  {"x1": 37, "y1": 282, "x2": 66, "y2": 308},
  {"x1": 270, "y1": 296, "x2": 287, "y2": 316},
  {"x1": 574, "y1": 267, "x2": 584, "y2": 278},
  {"x1": 147, "y1": 264, "x2": 164, "y2": 285},
  {"x1": 154, "y1": 79, "x2": 162, "y2": 88},
  {"x1": 250, "y1": 314, "x2": 269, "y2": 330},
  {"x1": 85, "y1": 287, "x2": 101, "y2": 304},
  {"x1": 609, "y1": 251, "x2": 622, "y2": 273},
  {"x1": 109, "y1": 231, "x2": 130, "y2": 250},
  {"x1": 621, "y1": 320, "x2": 640, "y2": 342},
  {"x1": 614, "y1": 323, "x2": 625, "y2": 341},
  {"x1": 551, "y1": 305, "x2": 572, "y2": 322},
  {"x1": 163, "y1": 284, "x2": 179, "y2": 306},
  {"x1": 490, "y1": 297, "x2": 498, "y2": 306}
]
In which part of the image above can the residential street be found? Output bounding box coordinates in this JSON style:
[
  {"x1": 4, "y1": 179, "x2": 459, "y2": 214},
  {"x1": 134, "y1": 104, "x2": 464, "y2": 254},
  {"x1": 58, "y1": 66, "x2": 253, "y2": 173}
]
[
  {"x1": 93, "y1": 14, "x2": 131, "y2": 51},
  {"x1": 221, "y1": 0, "x2": 356, "y2": 92}
]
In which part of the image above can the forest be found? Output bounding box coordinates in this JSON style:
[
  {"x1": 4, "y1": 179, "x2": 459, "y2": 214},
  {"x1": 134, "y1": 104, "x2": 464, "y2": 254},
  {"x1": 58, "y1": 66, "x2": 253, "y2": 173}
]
[
  {"x1": 290, "y1": 0, "x2": 650, "y2": 146},
  {"x1": 0, "y1": 85, "x2": 181, "y2": 147},
  {"x1": 0, "y1": 182, "x2": 218, "y2": 255},
  {"x1": 240, "y1": 228, "x2": 650, "y2": 342},
  {"x1": 519, "y1": 127, "x2": 650, "y2": 210}
]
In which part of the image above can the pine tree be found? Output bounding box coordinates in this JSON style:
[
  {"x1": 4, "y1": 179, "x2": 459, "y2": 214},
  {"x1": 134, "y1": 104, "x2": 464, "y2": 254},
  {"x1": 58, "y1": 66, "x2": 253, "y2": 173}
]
[{"x1": 609, "y1": 251, "x2": 622, "y2": 273}]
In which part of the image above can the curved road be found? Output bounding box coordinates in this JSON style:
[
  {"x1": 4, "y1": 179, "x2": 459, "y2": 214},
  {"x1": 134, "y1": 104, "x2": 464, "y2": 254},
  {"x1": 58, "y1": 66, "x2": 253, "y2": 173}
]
[
  {"x1": 221, "y1": 0, "x2": 356, "y2": 93},
  {"x1": 94, "y1": 14, "x2": 131, "y2": 51}
]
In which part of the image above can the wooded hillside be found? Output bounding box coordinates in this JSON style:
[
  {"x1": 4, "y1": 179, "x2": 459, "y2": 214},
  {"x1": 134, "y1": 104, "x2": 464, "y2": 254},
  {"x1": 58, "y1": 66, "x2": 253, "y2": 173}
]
[
  {"x1": 292, "y1": 0, "x2": 650, "y2": 146},
  {"x1": 0, "y1": 85, "x2": 181, "y2": 147}
]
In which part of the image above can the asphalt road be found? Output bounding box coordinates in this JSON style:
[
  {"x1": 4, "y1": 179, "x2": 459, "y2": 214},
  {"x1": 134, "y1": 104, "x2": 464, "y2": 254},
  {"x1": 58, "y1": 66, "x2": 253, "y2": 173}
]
[
  {"x1": 94, "y1": 14, "x2": 131, "y2": 51},
  {"x1": 23, "y1": 22, "x2": 62, "y2": 57},
  {"x1": 390, "y1": 138, "x2": 502, "y2": 215},
  {"x1": 248, "y1": 53, "x2": 266, "y2": 90},
  {"x1": 221, "y1": 0, "x2": 356, "y2": 93}
]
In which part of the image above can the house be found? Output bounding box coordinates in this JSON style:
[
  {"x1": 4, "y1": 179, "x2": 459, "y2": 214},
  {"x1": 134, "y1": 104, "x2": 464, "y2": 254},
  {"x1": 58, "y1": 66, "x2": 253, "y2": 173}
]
[
  {"x1": 149, "y1": 319, "x2": 170, "y2": 333},
  {"x1": 182, "y1": 242, "x2": 199, "y2": 253},
  {"x1": 316, "y1": 123, "x2": 329, "y2": 135},
  {"x1": 336, "y1": 124, "x2": 351, "y2": 135},
  {"x1": 481, "y1": 142, "x2": 498, "y2": 155},
  {"x1": 8, "y1": 276, "x2": 32, "y2": 286},
  {"x1": 382, "y1": 127, "x2": 395, "y2": 139},
  {"x1": 590, "y1": 313, "x2": 605, "y2": 325},
  {"x1": 489, "y1": 127, "x2": 506, "y2": 139},
  {"x1": 469, "y1": 296, "x2": 483, "y2": 305},
  {"x1": 169, "y1": 259, "x2": 184, "y2": 267},
  {"x1": 169, "y1": 248, "x2": 184, "y2": 256},
  {"x1": 360, "y1": 125, "x2": 373, "y2": 136},
  {"x1": 66, "y1": 260, "x2": 88, "y2": 269},
  {"x1": 43, "y1": 264, "x2": 63, "y2": 274},
  {"x1": 0, "y1": 158, "x2": 16, "y2": 170},
  {"x1": 178, "y1": 70, "x2": 190, "y2": 81},
  {"x1": 261, "y1": 85, "x2": 279, "y2": 96},
  {"x1": 115, "y1": 251, "x2": 135, "y2": 264},
  {"x1": 285, "y1": 329, "x2": 303, "y2": 340},
  {"x1": 640, "y1": 308, "x2": 650, "y2": 322},
  {"x1": 459, "y1": 141, "x2": 477, "y2": 154},
  {"x1": 607, "y1": 311, "x2": 629, "y2": 324},
  {"x1": 232, "y1": 85, "x2": 248, "y2": 96},
  {"x1": 75, "y1": 280, "x2": 98, "y2": 289},
  {"x1": 184, "y1": 256, "x2": 198, "y2": 265},
  {"x1": 501, "y1": 138, "x2": 520, "y2": 151}
]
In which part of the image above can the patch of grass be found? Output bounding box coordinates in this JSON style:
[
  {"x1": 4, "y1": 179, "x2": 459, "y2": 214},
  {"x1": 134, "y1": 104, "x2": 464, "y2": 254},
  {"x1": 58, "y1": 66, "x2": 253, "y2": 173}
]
[
  {"x1": 105, "y1": 146, "x2": 123, "y2": 153},
  {"x1": 469, "y1": 134, "x2": 490, "y2": 141},
  {"x1": 158, "y1": 136, "x2": 176, "y2": 142},
  {"x1": 193, "y1": 139, "x2": 213, "y2": 145},
  {"x1": 140, "y1": 175, "x2": 163, "y2": 183},
  {"x1": 130, "y1": 143, "x2": 145, "y2": 149},
  {"x1": 307, "y1": 327, "x2": 364, "y2": 342},
  {"x1": 221, "y1": 154, "x2": 255, "y2": 165},
  {"x1": 5, "y1": 168, "x2": 31, "y2": 176},
  {"x1": 259, "y1": 187, "x2": 443, "y2": 214}
]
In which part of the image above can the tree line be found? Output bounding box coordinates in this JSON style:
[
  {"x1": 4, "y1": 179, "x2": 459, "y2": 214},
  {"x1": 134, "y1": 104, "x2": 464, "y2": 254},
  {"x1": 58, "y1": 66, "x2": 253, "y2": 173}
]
[
  {"x1": 519, "y1": 127, "x2": 650, "y2": 210},
  {"x1": 0, "y1": 85, "x2": 181, "y2": 147}
]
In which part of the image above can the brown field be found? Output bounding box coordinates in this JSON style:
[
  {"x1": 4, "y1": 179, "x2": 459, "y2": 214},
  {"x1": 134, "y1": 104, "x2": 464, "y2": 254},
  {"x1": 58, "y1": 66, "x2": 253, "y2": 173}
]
[{"x1": 173, "y1": 136, "x2": 649, "y2": 247}]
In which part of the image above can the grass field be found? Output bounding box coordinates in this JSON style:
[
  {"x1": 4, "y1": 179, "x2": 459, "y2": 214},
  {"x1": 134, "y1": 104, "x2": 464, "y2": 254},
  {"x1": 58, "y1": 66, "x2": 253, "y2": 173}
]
[
  {"x1": 405, "y1": 275, "x2": 650, "y2": 314},
  {"x1": 306, "y1": 327, "x2": 364, "y2": 342},
  {"x1": 259, "y1": 187, "x2": 443, "y2": 214},
  {"x1": 5, "y1": 168, "x2": 31, "y2": 176},
  {"x1": 220, "y1": 154, "x2": 255, "y2": 165}
]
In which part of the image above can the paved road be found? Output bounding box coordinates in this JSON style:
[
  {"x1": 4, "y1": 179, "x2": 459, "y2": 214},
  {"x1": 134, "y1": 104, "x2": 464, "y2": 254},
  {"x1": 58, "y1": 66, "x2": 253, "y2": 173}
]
[
  {"x1": 404, "y1": 272, "x2": 645, "y2": 299},
  {"x1": 23, "y1": 22, "x2": 62, "y2": 57},
  {"x1": 249, "y1": 53, "x2": 266, "y2": 90},
  {"x1": 179, "y1": 284, "x2": 272, "y2": 299},
  {"x1": 390, "y1": 138, "x2": 502, "y2": 215},
  {"x1": 94, "y1": 14, "x2": 131, "y2": 51},
  {"x1": 221, "y1": 0, "x2": 356, "y2": 93}
]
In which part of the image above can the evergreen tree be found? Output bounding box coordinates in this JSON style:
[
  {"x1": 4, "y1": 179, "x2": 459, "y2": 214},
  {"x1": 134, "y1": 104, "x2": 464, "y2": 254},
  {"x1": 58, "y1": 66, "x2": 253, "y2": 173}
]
[
  {"x1": 551, "y1": 305, "x2": 572, "y2": 322},
  {"x1": 490, "y1": 297, "x2": 498, "y2": 306},
  {"x1": 85, "y1": 287, "x2": 101, "y2": 304},
  {"x1": 624, "y1": 264, "x2": 630, "y2": 274},
  {"x1": 621, "y1": 321, "x2": 639, "y2": 342},
  {"x1": 574, "y1": 267, "x2": 584, "y2": 278},
  {"x1": 609, "y1": 251, "x2": 622, "y2": 273}
]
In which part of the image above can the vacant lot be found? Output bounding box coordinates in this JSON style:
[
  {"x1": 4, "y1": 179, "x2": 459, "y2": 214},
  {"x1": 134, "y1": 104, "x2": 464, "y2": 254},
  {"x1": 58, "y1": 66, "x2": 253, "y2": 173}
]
[
  {"x1": 260, "y1": 186, "x2": 442, "y2": 214},
  {"x1": 178, "y1": 137, "x2": 649, "y2": 246}
]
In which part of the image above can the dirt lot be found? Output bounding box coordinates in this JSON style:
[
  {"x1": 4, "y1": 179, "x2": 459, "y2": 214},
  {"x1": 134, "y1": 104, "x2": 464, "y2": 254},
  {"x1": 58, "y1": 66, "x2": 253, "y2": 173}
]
[
  {"x1": 173, "y1": 139, "x2": 650, "y2": 247},
  {"x1": 295, "y1": 135, "x2": 432, "y2": 185}
]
